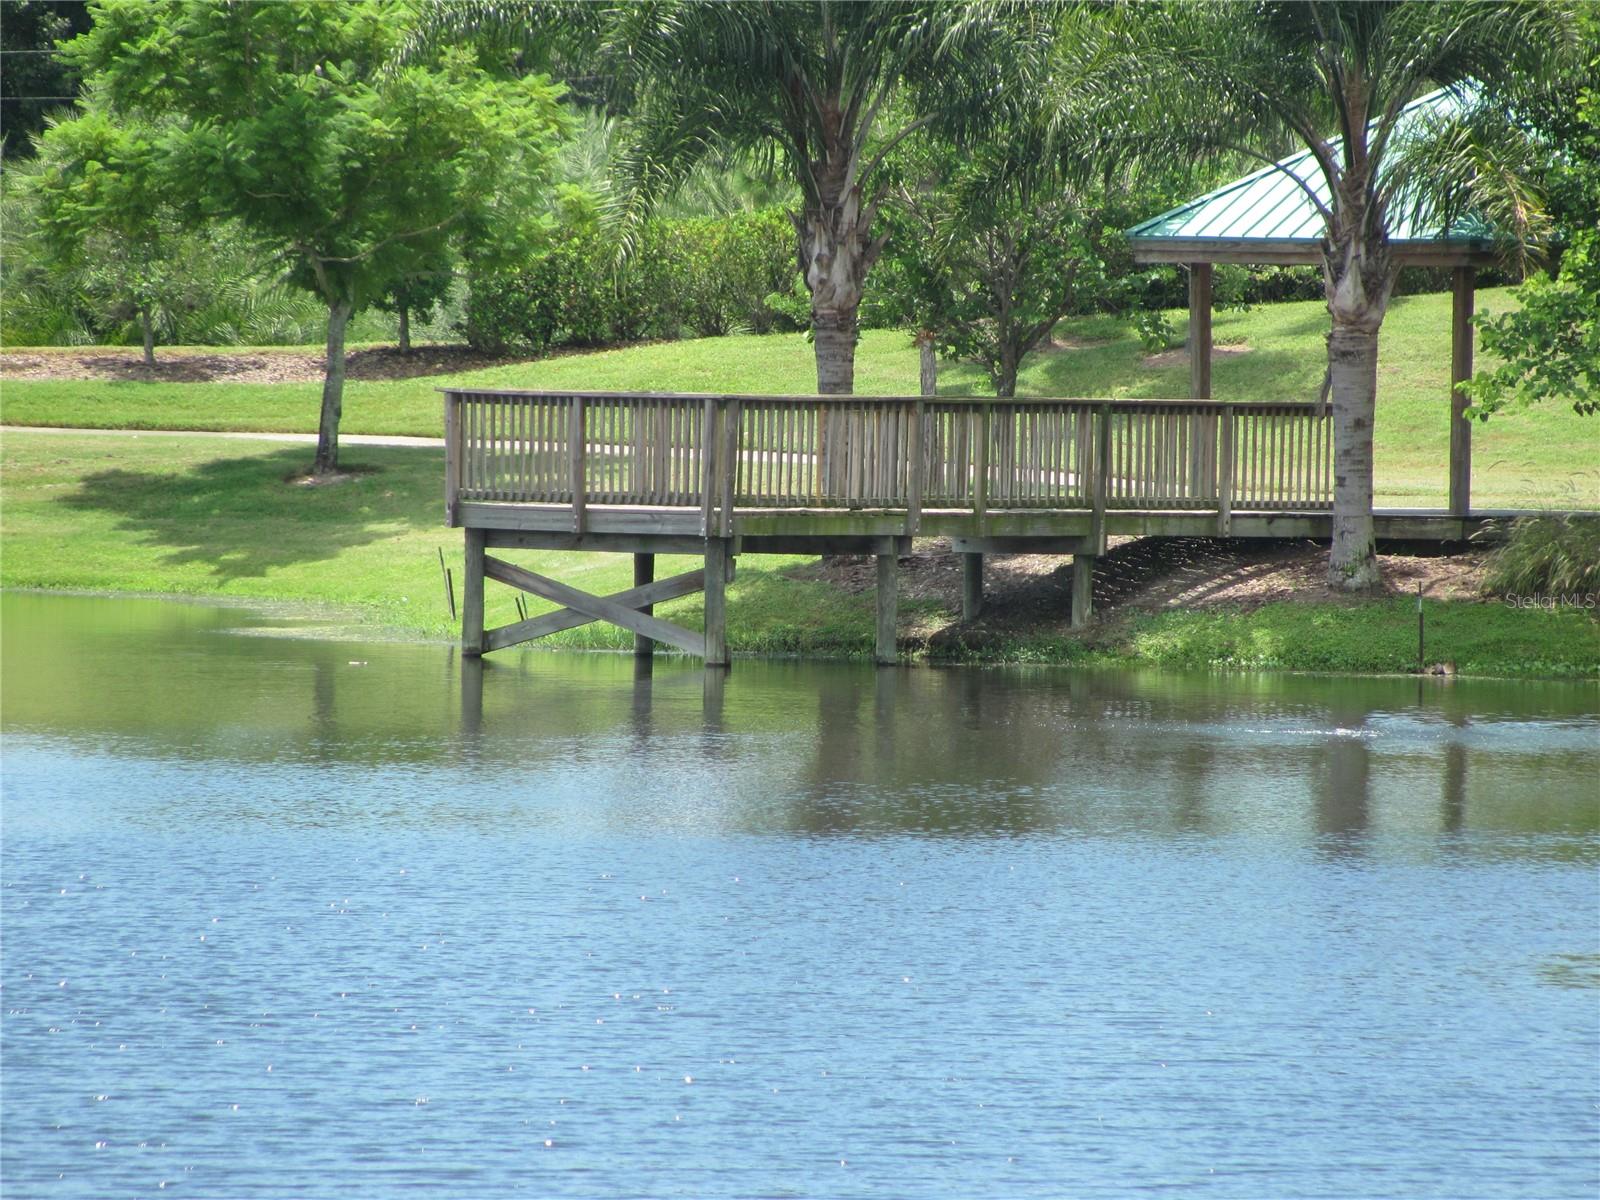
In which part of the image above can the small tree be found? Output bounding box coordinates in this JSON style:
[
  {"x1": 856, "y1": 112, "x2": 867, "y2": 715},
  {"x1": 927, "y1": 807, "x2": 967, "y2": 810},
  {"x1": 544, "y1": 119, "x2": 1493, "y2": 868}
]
[
  {"x1": 875, "y1": 126, "x2": 1118, "y2": 398},
  {"x1": 29, "y1": 105, "x2": 191, "y2": 366},
  {"x1": 67, "y1": 0, "x2": 566, "y2": 475},
  {"x1": 374, "y1": 249, "x2": 455, "y2": 355}
]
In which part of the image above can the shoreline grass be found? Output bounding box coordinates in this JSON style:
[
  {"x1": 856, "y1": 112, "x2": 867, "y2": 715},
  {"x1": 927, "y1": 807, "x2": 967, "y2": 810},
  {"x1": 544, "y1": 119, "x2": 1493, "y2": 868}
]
[{"x1": 4, "y1": 430, "x2": 1594, "y2": 679}]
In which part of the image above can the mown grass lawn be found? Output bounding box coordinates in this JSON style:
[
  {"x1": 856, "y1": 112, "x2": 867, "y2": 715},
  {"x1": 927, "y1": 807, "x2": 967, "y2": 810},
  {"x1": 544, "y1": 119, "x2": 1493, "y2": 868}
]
[{"x1": 5, "y1": 288, "x2": 1597, "y2": 509}]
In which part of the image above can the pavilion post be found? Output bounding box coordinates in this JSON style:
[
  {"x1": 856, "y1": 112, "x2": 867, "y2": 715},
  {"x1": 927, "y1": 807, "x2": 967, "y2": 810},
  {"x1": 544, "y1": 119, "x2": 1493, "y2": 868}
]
[
  {"x1": 1449, "y1": 266, "x2": 1474, "y2": 517},
  {"x1": 1188, "y1": 262, "x2": 1213, "y2": 400}
]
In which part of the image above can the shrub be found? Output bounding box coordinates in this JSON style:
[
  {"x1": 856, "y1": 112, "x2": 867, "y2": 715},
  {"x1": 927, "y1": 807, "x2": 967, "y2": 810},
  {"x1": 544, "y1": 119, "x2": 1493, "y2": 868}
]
[
  {"x1": 1480, "y1": 513, "x2": 1600, "y2": 599},
  {"x1": 462, "y1": 206, "x2": 800, "y2": 353}
]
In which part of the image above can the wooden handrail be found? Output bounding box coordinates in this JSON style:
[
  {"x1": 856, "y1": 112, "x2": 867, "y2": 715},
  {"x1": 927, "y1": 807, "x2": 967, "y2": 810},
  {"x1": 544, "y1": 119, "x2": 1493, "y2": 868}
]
[{"x1": 442, "y1": 389, "x2": 1337, "y2": 528}]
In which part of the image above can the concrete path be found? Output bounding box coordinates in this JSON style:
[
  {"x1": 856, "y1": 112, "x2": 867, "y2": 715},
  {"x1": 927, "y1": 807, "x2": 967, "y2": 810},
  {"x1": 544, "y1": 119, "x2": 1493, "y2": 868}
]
[{"x1": 2, "y1": 425, "x2": 444, "y2": 448}]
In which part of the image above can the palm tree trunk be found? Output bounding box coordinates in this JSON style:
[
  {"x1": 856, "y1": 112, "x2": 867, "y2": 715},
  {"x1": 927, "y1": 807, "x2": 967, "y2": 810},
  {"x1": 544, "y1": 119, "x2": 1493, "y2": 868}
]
[
  {"x1": 313, "y1": 299, "x2": 354, "y2": 476},
  {"x1": 1326, "y1": 321, "x2": 1381, "y2": 589},
  {"x1": 139, "y1": 308, "x2": 156, "y2": 368},
  {"x1": 796, "y1": 194, "x2": 881, "y2": 396},
  {"x1": 813, "y1": 309, "x2": 857, "y2": 394}
]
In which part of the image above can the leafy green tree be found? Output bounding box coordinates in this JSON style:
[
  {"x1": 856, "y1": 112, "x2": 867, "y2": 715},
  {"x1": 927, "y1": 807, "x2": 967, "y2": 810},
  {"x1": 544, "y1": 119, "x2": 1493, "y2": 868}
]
[
  {"x1": 27, "y1": 103, "x2": 192, "y2": 365},
  {"x1": 876, "y1": 135, "x2": 1112, "y2": 398},
  {"x1": 65, "y1": 0, "x2": 566, "y2": 475},
  {"x1": 1086, "y1": 1, "x2": 1580, "y2": 589},
  {"x1": 1461, "y1": 22, "x2": 1600, "y2": 419},
  {"x1": 374, "y1": 248, "x2": 455, "y2": 355}
]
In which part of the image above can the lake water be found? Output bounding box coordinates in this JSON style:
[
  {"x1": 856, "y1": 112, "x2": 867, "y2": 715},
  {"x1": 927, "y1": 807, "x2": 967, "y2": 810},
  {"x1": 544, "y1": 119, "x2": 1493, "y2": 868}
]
[{"x1": 2, "y1": 592, "x2": 1596, "y2": 1199}]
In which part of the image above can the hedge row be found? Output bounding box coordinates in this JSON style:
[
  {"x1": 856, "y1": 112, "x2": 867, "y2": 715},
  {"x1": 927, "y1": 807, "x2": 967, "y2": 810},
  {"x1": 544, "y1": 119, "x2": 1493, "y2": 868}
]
[{"x1": 462, "y1": 207, "x2": 803, "y2": 353}]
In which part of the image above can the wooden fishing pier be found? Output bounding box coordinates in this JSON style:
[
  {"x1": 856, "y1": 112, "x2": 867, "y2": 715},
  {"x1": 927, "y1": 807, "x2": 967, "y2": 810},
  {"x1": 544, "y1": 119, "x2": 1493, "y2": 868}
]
[{"x1": 444, "y1": 388, "x2": 1498, "y2": 665}]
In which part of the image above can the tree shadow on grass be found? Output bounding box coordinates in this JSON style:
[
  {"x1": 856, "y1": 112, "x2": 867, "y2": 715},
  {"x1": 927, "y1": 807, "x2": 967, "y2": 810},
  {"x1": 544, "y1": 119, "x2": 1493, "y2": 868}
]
[{"x1": 58, "y1": 446, "x2": 444, "y2": 581}]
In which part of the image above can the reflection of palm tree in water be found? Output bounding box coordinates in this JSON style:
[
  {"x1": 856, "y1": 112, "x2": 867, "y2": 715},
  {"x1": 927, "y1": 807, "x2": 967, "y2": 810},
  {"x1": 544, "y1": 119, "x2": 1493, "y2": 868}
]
[{"x1": 1316, "y1": 700, "x2": 1372, "y2": 847}]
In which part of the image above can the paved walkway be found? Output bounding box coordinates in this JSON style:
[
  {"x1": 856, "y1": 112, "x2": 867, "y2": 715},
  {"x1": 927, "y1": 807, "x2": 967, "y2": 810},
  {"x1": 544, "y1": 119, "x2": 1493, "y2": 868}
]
[{"x1": 2, "y1": 425, "x2": 444, "y2": 448}]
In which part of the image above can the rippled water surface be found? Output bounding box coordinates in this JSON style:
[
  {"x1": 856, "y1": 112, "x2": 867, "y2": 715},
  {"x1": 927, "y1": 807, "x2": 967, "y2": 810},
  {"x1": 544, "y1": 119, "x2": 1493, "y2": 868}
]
[{"x1": 3, "y1": 592, "x2": 1597, "y2": 1198}]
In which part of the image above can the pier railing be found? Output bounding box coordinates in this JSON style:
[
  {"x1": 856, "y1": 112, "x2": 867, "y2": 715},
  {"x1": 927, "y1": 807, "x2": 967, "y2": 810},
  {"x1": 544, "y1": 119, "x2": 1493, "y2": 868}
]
[{"x1": 444, "y1": 390, "x2": 1333, "y2": 532}]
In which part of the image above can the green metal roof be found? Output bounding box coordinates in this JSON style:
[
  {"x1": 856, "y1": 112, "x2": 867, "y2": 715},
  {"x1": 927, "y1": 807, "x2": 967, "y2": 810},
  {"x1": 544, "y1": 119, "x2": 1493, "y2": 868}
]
[{"x1": 1127, "y1": 87, "x2": 1496, "y2": 257}]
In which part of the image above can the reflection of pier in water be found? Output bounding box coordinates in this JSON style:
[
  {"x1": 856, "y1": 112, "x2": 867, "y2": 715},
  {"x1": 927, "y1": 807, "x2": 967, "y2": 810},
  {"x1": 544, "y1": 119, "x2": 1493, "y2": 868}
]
[{"x1": 454, "y1": 660, "x2": 1517, "y2": 844}]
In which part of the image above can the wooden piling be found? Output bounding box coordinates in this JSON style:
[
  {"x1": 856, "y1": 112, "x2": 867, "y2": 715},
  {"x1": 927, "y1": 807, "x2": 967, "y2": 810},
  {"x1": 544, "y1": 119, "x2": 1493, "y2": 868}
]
[
  {"x1": 462, "y1": 527, "x2": 486, "y2": 656},
  {"x1": 704, "y1": 538, "x2": 730, "y2": 667},
  {"x1": 633, "y1": 552, "x2": 655, "y2": 657},
  {"x1": 962, "y1": 552, "x2": 984, "y2": 621},
  {"x1": 1071, "y1": 553, "x2": 1094, "y2": 630}
]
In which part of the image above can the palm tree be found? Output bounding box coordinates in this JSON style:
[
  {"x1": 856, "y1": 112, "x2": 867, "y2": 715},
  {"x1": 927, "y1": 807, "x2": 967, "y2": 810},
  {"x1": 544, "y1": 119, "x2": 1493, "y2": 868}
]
[
  {"x1": 615, "y1": 2, "x2": 1043, "y2": 394},
  {"x1": 411, "y1": 1, "x2": 1040, "y2": 395},
  {"x1": 1087, "y1": 0, "x2": 1578, "y2": 589}
]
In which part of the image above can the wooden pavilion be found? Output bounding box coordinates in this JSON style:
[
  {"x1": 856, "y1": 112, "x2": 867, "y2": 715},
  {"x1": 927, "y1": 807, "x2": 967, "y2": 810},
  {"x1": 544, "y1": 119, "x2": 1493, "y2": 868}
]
[{"x1": 1124, "y1": 87, "x2": 1498, "y2": 516}]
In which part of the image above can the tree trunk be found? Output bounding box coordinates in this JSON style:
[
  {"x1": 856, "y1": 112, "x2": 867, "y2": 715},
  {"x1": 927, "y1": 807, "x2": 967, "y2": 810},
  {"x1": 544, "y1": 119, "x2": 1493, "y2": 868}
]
[
  {"x1": 398, "y1": 305, "x2": 411, "y2": 355},
  {"x1": 813, "y1": 309, "x2": 858, "y2": 395},
  {"x1": 139, "y1": 308, "x2": 155, "y2": 368},
  {"x1": 313, "y1": 299, "x2": 354, "y2": 476},
  {"x1": 994, "y1": 341, "x2": 1020, "y2": 399},
  {"x1": 1326, "y1": 320, "x2": 1381, "y2": 590},
  {"x1": 794, "y1": 187, "x2": 882, "y2": 396},
  {"x1": 917, "y1": 331, "x2": 937, "y2": 397}
]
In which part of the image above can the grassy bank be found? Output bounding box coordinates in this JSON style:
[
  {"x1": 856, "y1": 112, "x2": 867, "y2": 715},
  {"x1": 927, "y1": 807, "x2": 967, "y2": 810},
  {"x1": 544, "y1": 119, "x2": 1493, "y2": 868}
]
[
  {"x1": 4, "y1": 289, "x2": 1597, "y2": 509},
  {"x1": 5, "y1": 430, "x2": 1595, "y2": 677}
]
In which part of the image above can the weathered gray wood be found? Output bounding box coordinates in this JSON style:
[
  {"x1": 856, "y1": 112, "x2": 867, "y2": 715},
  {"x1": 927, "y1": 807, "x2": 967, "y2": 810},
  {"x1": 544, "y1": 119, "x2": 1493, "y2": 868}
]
[
  {"x1": 483, "y1": 566, "x2": 705, "y2": 652},
  {"x1": 483, "y1": 555, "x2": 706, "y2": 657},
  {"x1": 1092, "y1": 403, "x2": 1112, "y2": 553},
  {"x1": 875, "y1": 550, "x2": 898, "y2": 665},
  {"x1": 962, "y1": 552, "x2": 984, "y2": 621},
  {"x1": 570, "y1": 395, "x2": 587, "y2": 534},
  {"x1": 482, "y1": 529, "x2": 716, "y2": 554},
  {"x1": 460, "y1": 503, "x2": 704, "y2": 536},
  {"x1": 462, "y1": 527, "x2": 486, "y2": 656},
  {"x1": 444, "y1": 392, "x2": 462, "y2": 526},
  {"x1": 704, "y1": 538, "x2": 731, "y2": 667},
  {"x1": 1071, "y1": 553, "x2": 1094, "y2": 630},
  {"x1": 1450, "y1": 266, "x2": 1474, "y2": 516},
  {"x1": 974, "y1": 405, "x2": 990, "y2": 532},
  {"x1": 1189, "y1": 262, "x2": 1213, "y2": 400},
  {"x1": 721, "y1": 399, "x2": 739, "y2": 537},
  {"x1": 906, "y1": 399, "x2": 925, "y2": 536},
  {"x1": 633, "y1": 552, "x2": 655, "y2": 656},
  {"x1": 1217, "y1": 405, "x2": 1234, "y2": 536},
  {"x1": 701, "y1": 396, "x2": 716, "y2": 536}
]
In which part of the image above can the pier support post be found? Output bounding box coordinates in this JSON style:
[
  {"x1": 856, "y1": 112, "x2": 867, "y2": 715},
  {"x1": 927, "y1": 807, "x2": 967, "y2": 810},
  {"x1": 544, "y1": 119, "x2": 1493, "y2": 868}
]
[
  {"x1": 876, "y1": 549, "x2": 899, "y2": 665},
  {"x1": 962, "y1": 552, "x2": 984, "y2": 621},
  {"x1": 1071, "y1": 553, "x2": 1095, "y2": 630},
  {"x1": 632, "y1": 553, "x2": 655, "y2": 657},
  {"x1": 462, "y1": 527, "x2": 486, "y2": 656},
  {"x1": 704, "y1": 539, "x2": 731, "y2": 667}
]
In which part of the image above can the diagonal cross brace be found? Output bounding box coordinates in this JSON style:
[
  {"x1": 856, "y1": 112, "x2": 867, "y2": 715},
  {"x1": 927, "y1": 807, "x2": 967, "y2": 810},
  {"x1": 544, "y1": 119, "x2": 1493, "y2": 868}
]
[{"x1": 482, "y1": 556, "x2": 707, "y2": 656}]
